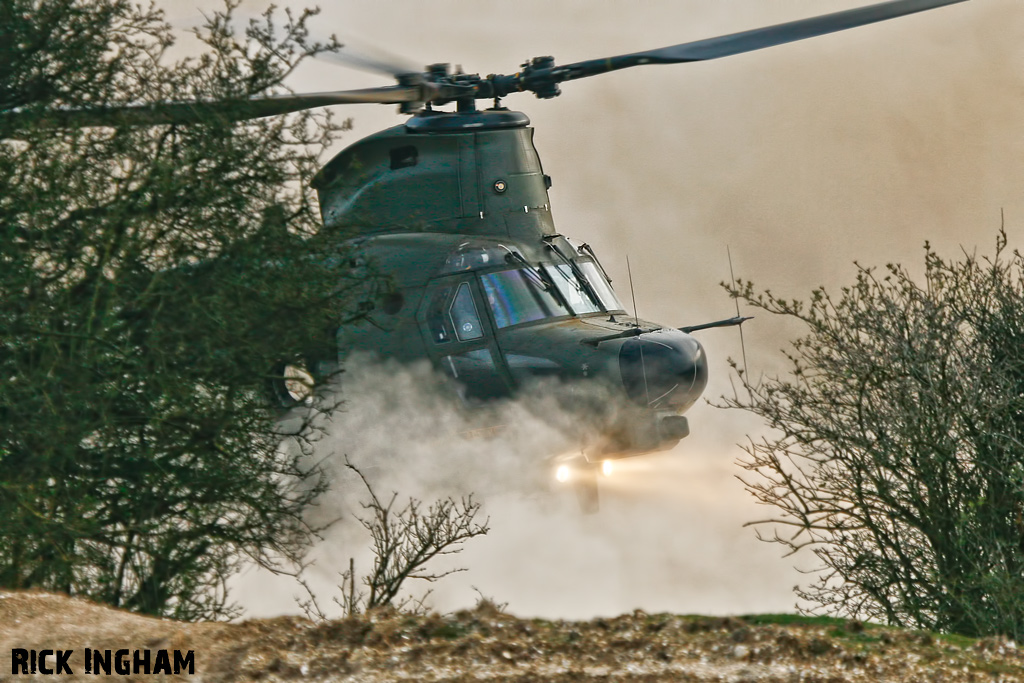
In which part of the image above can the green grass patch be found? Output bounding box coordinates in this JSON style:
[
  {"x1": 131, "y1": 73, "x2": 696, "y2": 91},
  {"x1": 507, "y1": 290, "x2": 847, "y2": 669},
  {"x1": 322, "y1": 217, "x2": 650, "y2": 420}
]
[
  {"x1": 739, "y1": 613, "x2": 849, "y2": 628},
  {"x1": 739, "y1": 614, "x2": 994, "y2": 654},
  {"x1": 429, "y1": 621, "x2": 469, "y2": 640},
  {"x1": 935, "y1": 632, "x2": 977, "y2": 649}
]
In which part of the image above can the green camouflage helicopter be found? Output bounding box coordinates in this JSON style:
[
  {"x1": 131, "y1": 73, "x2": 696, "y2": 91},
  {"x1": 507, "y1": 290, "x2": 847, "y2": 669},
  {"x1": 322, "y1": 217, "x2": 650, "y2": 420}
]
[{"x1": 6, "y1": 0, "x2": 967, "y2": 507}]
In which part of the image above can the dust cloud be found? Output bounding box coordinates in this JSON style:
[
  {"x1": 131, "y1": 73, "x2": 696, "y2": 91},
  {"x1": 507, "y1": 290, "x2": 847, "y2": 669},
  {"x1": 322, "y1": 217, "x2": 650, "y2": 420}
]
[
  {"x1": 172, "y1": 0, "x2": 1022, "y2": 618},
  {"x1": 234, "y1": 360, "x2": 800, "y2": 620}
]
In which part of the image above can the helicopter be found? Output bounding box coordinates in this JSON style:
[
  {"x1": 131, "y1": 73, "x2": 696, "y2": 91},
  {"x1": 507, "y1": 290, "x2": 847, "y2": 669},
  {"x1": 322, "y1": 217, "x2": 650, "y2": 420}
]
[{"x1": 4, "y1": 0, "x2": 968, "y2": 507}]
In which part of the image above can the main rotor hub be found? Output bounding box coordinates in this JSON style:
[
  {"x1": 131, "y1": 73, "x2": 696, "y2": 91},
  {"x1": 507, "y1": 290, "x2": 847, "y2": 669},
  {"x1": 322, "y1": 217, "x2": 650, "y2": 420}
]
[{"x1": 522, "y1": 56, "x2": 560, "y2": 99}]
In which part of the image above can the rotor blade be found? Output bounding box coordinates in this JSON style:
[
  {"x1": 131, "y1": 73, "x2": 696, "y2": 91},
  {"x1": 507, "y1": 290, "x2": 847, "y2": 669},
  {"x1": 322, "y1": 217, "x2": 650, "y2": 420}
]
[
  {"x1": 549, "y1": 0, "x2": 968, "y2": 83},
  {"x1": 232, "y1": 12, "x2": 422, "y2": 78},
  {"x1": 179, "y1": 9, "x2": 423, "y2": 78},
  {"x1": 315, "y1": 36, "x2": 424, "y2": 78},
  {"x1": 1, "y1": 85, "x2": 424, "y2": 129}
]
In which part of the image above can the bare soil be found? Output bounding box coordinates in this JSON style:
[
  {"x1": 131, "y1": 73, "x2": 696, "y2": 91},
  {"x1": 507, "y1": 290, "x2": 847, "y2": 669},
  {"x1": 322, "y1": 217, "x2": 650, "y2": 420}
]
[{"x1": 2, "y1": 590, "x2": 1023, "y2": 681}]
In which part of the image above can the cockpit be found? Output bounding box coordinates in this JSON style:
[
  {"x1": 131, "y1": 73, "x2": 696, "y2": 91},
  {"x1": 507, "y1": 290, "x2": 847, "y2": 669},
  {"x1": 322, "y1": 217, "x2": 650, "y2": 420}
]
[
  {"x1": 408, "y1": 234, "x2": 705, "y2": 424},
  {"x1": 414, "y1": 236, "x2": 643, "y2": 403},
  {"x1": 435, "y1": 238, "x2": 624, "y2": 332}
]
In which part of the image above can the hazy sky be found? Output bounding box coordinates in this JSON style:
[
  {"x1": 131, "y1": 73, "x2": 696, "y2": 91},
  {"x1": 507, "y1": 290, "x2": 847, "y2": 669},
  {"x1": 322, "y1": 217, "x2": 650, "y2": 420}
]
[{"x1": 168, "y1": 0, "x2": 1024, "y2": 618}]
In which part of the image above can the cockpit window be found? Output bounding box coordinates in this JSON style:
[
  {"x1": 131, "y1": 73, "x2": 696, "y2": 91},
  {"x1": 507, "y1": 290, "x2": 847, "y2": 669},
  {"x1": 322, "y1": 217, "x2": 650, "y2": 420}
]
[
  {"x1": 578, "y1": 260, "x2": 625, "y2": 312},
  {"x1": 480, "y1": 268, "x2": 570, "y2": 328},
  {"x1": 543, "y1": 264, "x2": 601, "y2": 315},
  {"x1": 426, "y1": 282, "x2": 484, "y2": 343},
  {"x1": 450, "y1": 282, "x2": 483, "y2": 341}
]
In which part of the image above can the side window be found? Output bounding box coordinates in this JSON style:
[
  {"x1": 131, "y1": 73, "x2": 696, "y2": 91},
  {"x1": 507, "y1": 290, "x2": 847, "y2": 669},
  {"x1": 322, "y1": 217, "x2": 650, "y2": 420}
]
[
  {"x1": 425, "y1": 282, "x2": 484, "y2": 344},
  {"x1": 450, "y1": 282, "x2": 483, "y2": 341}
]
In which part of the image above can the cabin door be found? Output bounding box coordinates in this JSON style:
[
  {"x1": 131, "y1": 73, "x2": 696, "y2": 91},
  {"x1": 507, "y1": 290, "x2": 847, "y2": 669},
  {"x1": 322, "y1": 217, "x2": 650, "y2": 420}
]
[{"x1": 417, "y1": 275, "x2": 513, "y2": 401}]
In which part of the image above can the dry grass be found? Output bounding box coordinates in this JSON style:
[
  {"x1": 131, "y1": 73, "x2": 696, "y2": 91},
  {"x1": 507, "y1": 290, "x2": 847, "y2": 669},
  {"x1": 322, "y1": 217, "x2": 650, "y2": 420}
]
[{"x1": 2, "y1": 590, "x2": 1023, "y2": 681}]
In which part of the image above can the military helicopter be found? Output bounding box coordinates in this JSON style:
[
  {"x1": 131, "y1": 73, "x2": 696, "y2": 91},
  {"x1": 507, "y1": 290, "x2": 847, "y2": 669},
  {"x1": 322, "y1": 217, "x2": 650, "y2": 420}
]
[{"x1": 5, "y1": 0, "x2": 967, "y2": 506}]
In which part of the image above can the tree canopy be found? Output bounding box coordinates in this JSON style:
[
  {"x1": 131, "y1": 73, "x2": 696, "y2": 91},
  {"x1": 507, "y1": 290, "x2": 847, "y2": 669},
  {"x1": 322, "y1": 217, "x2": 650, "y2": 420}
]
[{"x1": 0, "y1": 0, "x2": 376, "y2": 620}]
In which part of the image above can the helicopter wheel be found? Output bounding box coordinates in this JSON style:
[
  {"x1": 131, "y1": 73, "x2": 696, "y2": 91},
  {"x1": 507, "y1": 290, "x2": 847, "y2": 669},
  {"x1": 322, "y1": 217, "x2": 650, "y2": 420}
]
[
  {"x1": 573, "y1": 465, "x2": 600, "y2": 514},
  {"x1": 268, "y1": 359, "x2": 317, "y2": 409}
]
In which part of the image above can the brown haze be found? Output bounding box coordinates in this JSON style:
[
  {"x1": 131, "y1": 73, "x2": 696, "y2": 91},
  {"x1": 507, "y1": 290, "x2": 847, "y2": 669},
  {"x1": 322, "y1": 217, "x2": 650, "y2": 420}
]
[{"x1": 167, "y1": 0, "x2": 1024, "y2": 620}]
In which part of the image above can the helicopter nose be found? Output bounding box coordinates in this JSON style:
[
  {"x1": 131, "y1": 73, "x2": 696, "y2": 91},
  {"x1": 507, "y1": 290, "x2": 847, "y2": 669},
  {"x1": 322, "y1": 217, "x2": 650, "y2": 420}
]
[{"x1": 618, "y1": 330, "x2": 708, "y2": 409}]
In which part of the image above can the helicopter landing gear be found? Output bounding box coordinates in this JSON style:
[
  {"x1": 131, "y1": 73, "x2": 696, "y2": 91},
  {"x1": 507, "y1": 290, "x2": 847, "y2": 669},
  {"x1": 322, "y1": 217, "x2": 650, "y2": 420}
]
[
  {"x1": 554, "y1": 455, "x2": 602, "y2": 514},
  {"x1": 268, "y1": 360, "x2": 316, "y2": 409},
  {"x1": 573, "y1": 465, "x2": 600, "y2": 514}
]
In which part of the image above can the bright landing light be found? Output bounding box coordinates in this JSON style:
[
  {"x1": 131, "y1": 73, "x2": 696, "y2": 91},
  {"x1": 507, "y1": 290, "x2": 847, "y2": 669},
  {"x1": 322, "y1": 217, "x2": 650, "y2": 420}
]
[
  {"x1": 601, "y1": 460, "x2": 613, "y2": 477},
  {"x1": 555, "y1": 465, "x2": 570, "y2": 483}
]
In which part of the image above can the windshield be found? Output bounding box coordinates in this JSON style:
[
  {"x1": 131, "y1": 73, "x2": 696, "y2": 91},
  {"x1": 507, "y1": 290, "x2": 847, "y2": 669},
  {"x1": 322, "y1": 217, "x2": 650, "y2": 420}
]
[
  {"x1": 543, "y1": 263, "x2": 601, "y2": 315},
  {"x1": 578, "y1": 260, "x2": 625, "y2": 312},
  {"x1": 480, "y1": 268, "x2": 570, "y2": 328}
]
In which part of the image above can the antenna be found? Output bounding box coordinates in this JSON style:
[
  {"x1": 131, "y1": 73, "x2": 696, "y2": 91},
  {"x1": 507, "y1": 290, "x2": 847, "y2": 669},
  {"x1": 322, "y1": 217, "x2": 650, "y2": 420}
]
[
  {"x1": 626, "y1": 255, "x2": 640, "y2": 329},
  {"x1": 626, "y1": 255, "x2": 651, "y2": 404},
  {"x1": 728, "y1": 246, "x2": 751, "y2": 398}
]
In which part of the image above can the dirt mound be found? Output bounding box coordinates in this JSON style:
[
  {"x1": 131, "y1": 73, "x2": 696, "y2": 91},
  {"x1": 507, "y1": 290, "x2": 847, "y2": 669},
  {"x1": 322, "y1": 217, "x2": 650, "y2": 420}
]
[{"x1": 2, "y1": 590, "x2": 1023, "y2": 681}]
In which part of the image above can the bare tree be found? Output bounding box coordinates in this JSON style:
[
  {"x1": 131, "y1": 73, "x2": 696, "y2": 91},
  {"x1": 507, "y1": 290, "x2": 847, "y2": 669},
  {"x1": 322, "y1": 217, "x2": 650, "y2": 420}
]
[
  {"x1": 299, "y1": 461, "x2": 489, "y2": 619},
  {"x1": 725, "y1": 230, "x2": 1024, "y2": 638}
]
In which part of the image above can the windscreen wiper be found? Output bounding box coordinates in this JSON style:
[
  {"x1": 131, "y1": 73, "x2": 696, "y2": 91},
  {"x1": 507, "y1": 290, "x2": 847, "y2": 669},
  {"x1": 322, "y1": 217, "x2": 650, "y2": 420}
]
[
  {"x1": 542, "y1": 235, "x2": 603, "y2": 309},
  {"x1": 503, "y1": 248, "x2": 554, "y2": 291}
]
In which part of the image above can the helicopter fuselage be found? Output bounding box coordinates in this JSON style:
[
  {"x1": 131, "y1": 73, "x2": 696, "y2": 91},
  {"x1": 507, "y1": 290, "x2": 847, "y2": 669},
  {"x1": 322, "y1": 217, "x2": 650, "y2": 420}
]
[{"x1": 311, "y1": 109, "x2": 708, "y2": 458}]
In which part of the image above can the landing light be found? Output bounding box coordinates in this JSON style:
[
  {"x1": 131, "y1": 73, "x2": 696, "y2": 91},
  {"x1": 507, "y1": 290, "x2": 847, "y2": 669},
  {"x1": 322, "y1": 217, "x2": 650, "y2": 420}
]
[
  {"x1": 601, "y1": 460, "x2": 613, "y2": 477},
  {"x1": 555, "y1": 464, "x2": 570, "y2": 483}
]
